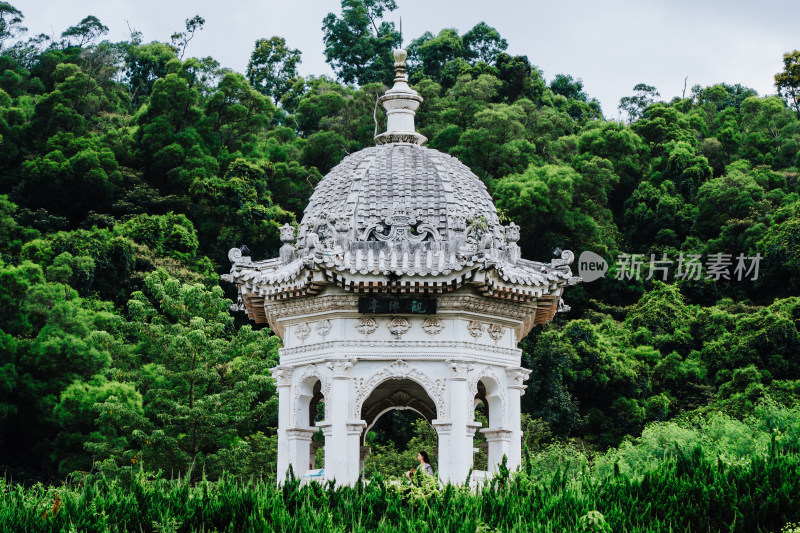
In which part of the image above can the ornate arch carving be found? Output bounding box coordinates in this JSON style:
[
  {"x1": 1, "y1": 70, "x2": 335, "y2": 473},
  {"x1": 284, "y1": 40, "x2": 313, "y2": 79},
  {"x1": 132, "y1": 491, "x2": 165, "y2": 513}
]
[
  {"x1": 468, "y1": 365, "x2": 506, "y2": 426},
  {"x1": 291, "y1": 364, "x2": 329, "y2": 426},
  {"x1": 354, "y1": 360, "x2": 446, "y2": 420}
]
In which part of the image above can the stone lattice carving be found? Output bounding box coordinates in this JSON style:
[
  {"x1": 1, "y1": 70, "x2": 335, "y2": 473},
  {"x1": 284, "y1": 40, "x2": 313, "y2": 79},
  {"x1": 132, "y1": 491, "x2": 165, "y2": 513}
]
[
  {"x1": 421, "y1": 318, "x2": 444, "y2": 335},
  {"x1": 467, "y1": 321, "x2": 484, "y2": 338},
  {"x1": 295, "y1": 323, "x2": 311, "y2": 342},
  {"x1": 487, "y1": 324, "x2": 504, "y2": 341},
  {"x1": 316, "y1": 319, "x2": 332, "y2": 337},
  {"x1": 355, "y1": 317, "x2": 378, "y2": 335},
  {"x1": 387, "y1": 317, "x2": 411, "y2": 336},
  {"x1": 354, "y1": 360, "x2": 446, "y2": 419}
]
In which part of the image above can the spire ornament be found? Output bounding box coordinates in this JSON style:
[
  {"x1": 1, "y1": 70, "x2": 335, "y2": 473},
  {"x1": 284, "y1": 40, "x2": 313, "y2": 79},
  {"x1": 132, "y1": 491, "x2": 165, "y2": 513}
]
[{"x1": 374, "y1": 49, "x2": 427, "y2": 146}]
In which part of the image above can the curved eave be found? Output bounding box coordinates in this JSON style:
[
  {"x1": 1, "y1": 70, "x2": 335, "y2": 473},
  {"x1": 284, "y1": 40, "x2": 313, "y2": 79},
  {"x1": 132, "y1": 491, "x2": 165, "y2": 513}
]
[{"x1": 229, "y1": 255, "x2": 573, "y2": 309}]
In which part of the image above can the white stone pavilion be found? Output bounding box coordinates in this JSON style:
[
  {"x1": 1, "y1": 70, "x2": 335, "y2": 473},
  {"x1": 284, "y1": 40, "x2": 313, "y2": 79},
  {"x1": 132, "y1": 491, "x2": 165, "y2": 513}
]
[{"x1": 224, "y1": 49, "x2": 580, "y2": 485}]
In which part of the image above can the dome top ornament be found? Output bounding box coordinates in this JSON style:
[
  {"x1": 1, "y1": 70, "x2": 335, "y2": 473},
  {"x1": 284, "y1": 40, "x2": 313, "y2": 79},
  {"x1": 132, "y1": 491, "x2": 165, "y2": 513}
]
[{"x1": 374, "y1": 49, "x2": 427, "y2": 146}]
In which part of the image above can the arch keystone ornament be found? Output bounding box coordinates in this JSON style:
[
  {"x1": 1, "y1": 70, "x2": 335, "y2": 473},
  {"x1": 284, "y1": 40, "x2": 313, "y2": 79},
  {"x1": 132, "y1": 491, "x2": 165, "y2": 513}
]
[{"x1": 226, "y1": 47, "x2": 579, "y2": 486}]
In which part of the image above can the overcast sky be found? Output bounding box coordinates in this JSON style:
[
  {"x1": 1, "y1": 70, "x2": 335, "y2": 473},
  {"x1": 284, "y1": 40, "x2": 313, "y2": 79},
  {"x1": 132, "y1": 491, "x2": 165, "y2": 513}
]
[{"x1": 14, "y1": 0, "x2": 800, "y2": 118}]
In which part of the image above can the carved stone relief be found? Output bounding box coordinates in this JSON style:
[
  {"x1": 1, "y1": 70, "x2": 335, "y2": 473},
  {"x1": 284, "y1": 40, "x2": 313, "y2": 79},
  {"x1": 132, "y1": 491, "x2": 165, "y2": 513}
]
[
  {"x1": 295, "y1": 323, "x2": 311, "y2": 342},
  {"x1": 506, "y1": 367, "x2": 533, "y2": 388},
  {"x1": 421, "y1": 318, "x2": 444, "y2": 335},
  {"x1": 326, "y1": 358, "x2": 355, "y2": 377},
  {"x1": 387, "y1": 317, "x2": 411, "y2": 336},
  {"x1": 467, "y1": 321, "x2": 484, "y2": 338},
  {"x1": 356, "y1": 317, "x2": 378, "y2": 335},
  {"x1": 448, "y1": 360, "x2": 474, "y2": 378},
  {"x1": 316, "y1": 319, "x2": 332, "y2": 337},
  {"x1": 270, "y1": 366, "x2": 294, "y2": 387},
  {"x1": 487, "y1": 323, "x2": 504, "y2": 341}
]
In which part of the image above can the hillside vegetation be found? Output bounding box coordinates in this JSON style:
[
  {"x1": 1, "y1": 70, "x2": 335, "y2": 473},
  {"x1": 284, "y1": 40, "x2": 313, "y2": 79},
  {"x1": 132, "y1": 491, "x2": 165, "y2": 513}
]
[{"x1": 0, "y1": 3, "x2": 798, "y2": 528}]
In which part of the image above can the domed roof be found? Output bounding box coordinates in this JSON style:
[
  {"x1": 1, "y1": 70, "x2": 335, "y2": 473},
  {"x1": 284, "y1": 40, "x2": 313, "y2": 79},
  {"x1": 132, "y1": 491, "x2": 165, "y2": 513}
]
[
  {"x1": 224, "y1": 48, "x2": 579, "y2": 327},
  {"x1": 301, "y1": 143, "x2": 501, "y2": 247}
]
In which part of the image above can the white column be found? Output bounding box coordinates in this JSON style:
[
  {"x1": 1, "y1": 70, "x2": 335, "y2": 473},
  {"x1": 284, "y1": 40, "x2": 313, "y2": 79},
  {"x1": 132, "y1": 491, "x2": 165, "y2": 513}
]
[
  {"x1": 347, "y1": 421, "x2": 367, "y2": 481},
  {"x1": 506, "y1": 367, "x2": 532, "y2": 471},
  {"x1": 270, "y1": 366, "x2": 294, "y2": 483},
  {"x1": 320, "y1": 359, "x2": 355, "y2": 486},
  {"x1": 480, "y1": 428, "x2": 512, "y2": 473},
  {"x1": 445, "y1": 360, "x2": 475, "y2": 484},
  {"x1": 286, "y1": 427, "x2": 316, "y2": 476},
  {"x1": 431, "y1": 420, "x2": 452, "y2": 482}
]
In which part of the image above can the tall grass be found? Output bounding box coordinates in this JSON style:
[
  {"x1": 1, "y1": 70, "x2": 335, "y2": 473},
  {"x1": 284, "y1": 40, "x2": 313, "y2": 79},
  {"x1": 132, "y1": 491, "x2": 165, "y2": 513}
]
[
  {"x1": 1, "y1": 442, "x2": 798, "y2": 532},
  {"x1": 3, "y1": 400, "x2": 800, "y2": 532}
]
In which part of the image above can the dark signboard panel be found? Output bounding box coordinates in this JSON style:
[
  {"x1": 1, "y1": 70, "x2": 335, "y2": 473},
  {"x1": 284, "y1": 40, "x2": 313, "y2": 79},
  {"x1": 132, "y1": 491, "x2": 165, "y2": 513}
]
[{"x1": 358, "y1": 297, "x2": 437, "y2": 315}]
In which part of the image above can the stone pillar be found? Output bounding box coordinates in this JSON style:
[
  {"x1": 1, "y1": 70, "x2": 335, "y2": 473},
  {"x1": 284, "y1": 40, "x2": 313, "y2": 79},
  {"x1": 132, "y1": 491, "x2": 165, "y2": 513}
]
[
  {"x1": 271, "y1": 366, "x2": 294, "y2": 483},
  {"x1": 506, "y1": 367, "x2": 532, "y2": 471},
  {"x1": 481, "y1": 428, "x2": 512, "y2": 472},
  {"x1": 431, "y1": 420, "x2": 451, "y2": 482},
  {"x1": 320, "y1": 359, "x2": 355, "y2": 485},
  {"x1": 445, "y1": 360, "x2": 474, "y2": 484},
  {"x1": 347, "y1": 421, "x2": 367, "y2": 481},
  {"x1": 286, "y1": 427, "x2": 316, "y2": 476}
]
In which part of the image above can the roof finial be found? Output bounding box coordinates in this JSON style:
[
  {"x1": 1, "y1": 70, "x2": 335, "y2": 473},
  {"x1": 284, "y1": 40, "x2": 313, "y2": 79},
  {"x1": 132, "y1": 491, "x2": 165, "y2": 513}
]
[{"x1": 374, "y1": 49, "x2": 427, "y2": 146}]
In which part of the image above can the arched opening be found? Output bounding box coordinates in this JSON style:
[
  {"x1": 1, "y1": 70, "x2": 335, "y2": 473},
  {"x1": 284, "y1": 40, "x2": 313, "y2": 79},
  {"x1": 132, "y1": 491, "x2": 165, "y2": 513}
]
[
  {"x1": 472, "y1": 375, "x2": 508, "y2": 476},
  {"x1": 359, "y1": 378, "x2": 438, "y2": 478},
  {"x1": 292, "y1": 375, "x2": 326, "y2": 473},
  {"x1": 472, "y1": 386, "x2": 489, "y2": 472}
]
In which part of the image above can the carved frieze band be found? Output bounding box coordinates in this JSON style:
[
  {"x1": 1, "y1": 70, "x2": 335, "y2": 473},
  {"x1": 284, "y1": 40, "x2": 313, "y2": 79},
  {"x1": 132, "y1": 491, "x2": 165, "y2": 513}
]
[
  {"x1": 355, "y1": 317, "x2": 444, "y2": 336},
  {"x1": 280, "y1": 339, "x2": 521, "y2": 360},
  {"x1": 263, "y1": 294, "x2": 534, "y2": 324},
  {"x1": 467, "y1": 321, "x2": 505, "y2": 341}
]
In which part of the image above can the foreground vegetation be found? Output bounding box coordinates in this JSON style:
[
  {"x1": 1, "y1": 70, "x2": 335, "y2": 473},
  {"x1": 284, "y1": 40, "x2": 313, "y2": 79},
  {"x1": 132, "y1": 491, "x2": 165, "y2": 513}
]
[{"x1": 3, "y1": 399, "x2": 800, "y2": 532}]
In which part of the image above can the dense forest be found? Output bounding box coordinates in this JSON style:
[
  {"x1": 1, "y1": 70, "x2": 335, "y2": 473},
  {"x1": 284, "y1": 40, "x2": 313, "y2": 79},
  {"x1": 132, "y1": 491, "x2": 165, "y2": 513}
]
[{"x1": 0, "y1": 0, "x2": 799, "y2": 517}]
